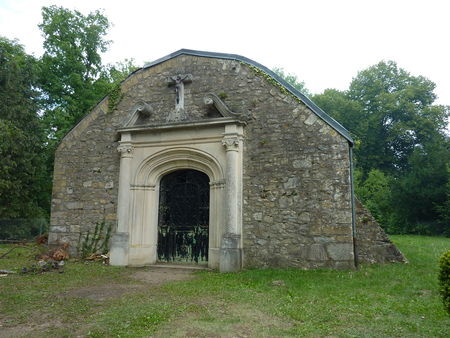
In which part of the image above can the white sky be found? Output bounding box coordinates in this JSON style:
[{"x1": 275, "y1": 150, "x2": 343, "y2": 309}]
[{"x1": 1, "y1": 0, "x2": 449, "y2": 105}]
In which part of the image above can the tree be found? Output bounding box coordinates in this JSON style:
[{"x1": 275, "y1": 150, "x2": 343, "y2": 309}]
[
  {"x1": 390, "y1": 138, "x2": 449, "y2": 234},
  {"x1": 39, "y1": 5, "x2": 112, "y2": 142},
  {"x1": 273, "y1": 67, "x2": 311, "y2": 97},
  {"x1": 312, "y1": 89, "x2": 364, "y2": 144},
  {"x1": 354, "y1": 169, "x2": 395, "y2": 231},
  {"x1": 347, "y1": 60, "x2": 449, "y2": 177},
  {"x1": 1, "y1": 7, "x2": 136, "y2": 233},
  {"x1": 347, "y1": 61, "x2": 449, "y2": 234},
  {"x1": 0, "y1": 37, "x2": 48, "y2": 220},
  {"x1": 436, "y1": 175, "x2": 450, "y2": 236},
  {"x1": 313, "y1": 61, "x2": 449, "y2": 234}
]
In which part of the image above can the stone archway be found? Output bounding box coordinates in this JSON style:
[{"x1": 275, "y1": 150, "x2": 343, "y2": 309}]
[
  {"x1": 110, "y1": 120, "x2": 244, "y2": 271},
  {"x1": 112, "y1": 147, "x2": 226, "y2": 268}
]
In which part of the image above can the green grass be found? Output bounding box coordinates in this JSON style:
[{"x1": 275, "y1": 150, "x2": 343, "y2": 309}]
[{"x1": 0, "y1": 235, "x2": 449, "y2": 337}]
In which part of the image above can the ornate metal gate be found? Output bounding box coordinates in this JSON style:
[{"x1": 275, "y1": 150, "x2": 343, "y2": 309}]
[{"x1": 157, "y1": 169, "x2": 209, "y2": 263}]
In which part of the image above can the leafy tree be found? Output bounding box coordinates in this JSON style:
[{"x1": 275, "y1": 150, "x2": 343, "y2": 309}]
[
  {"x1": 0, "y1": 7, "x2": 136, "y2": 233},
  {"x1": 347, "y1": 61, "x2": 449, "y2": 234},
  {"x1": 38, "y1": 6, "x2": 138, "y2": 144},
  {"x1": 38, "y1": 5, "x2": 112, "y2": 142},
  {"x1": 354, "y1": 169, "x2": 394, "y2": 231},
  {"x1": 390, "y1": 138, "x2": 449, "y2": 234},
  {"x1": 347, "y1": 60, "x2": 449, "y2": 177},
  {"x1": 106, "y1": 58, "x2": 138, "y2": 84},
  {"x1": 273, "y1": 67, "x2": 311, "y2": 97},
  {"x1": 312, "y1": 89, "x2": 365, "y2": 149},
  {"x1": 435, "y1": 176, "x2": 450, "y2": 236},
  {"x1": 314, "y1": 61, "x2": 449, "y2": 235},
  {"x1": 0, "y1": 37, "x2": 48, "y2": 220}
]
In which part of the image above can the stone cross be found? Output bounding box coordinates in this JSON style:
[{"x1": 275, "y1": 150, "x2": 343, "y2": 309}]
[{"x1": 167, "y1": 74, "x2": 192, "y2": 122}]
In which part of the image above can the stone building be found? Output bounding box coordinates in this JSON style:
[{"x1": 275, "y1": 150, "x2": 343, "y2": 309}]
[{"x1": 49, "y1": 49, "x2": 405, "y2": 271}]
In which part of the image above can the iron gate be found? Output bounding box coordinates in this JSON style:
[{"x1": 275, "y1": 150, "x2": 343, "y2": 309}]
[{"x1": 157, "y1": 169, "x2": 209, "y2": 263}]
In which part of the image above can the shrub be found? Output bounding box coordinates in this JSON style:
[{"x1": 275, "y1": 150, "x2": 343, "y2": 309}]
[
  {"x1": 438, "y1": 249, "x2": 450, "y2": 315},
  {"x1": 77, "y1": 221, "x2": 112, "y2": 259}
]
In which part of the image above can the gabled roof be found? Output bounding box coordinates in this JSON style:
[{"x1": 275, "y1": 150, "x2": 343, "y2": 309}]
[{"x1": 142, "y1": 49, "x2": 353, "y2": 145}]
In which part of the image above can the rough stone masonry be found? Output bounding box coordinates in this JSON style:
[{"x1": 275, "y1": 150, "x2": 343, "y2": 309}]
[{"x1": 49, "y1": 49, "x2": 405, "y2": 270}]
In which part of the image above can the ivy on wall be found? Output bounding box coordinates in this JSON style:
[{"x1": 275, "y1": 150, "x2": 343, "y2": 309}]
[
  {"x1": 107, "y1": 83, "x2": 123, "y2": 113},
  {"x1": 242, "y1": 62, "x2": 302, "y2": 103}
]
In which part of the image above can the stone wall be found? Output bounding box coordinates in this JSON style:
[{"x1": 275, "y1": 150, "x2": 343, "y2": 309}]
[
  {"x1": 50, "y1": 100, "x2": 120, "y2": 254},
  {"x1": 238, "y1": 72, "x2": 354, "y2": 270},
  {"x1": 354, "y1": 199, "x2": 406, "y2": 264},
  {"x1": 50, "y1": 53, "x2": 357, "y2": 268}
]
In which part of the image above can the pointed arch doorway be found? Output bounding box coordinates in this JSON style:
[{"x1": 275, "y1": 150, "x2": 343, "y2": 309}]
[{"x1": 157, "y1": 169, "x2": 210, "y2": 264}]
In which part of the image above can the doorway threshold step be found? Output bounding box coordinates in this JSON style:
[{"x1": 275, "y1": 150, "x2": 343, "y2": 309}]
[{"x1": 150, "y1": 263, "x2": 211, "y2": 270}]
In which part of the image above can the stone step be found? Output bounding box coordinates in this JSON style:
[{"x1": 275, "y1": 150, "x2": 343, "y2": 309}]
[{"x1": 150, "y1": 263, "x2": 211, "y2": 270}]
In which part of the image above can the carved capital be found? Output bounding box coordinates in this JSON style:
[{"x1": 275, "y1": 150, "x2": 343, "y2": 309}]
[
  {"x1": 117, "y1": 144, "x2": 134, "y2": 157},
  {"x1": 210, "y1": 179, "x2": 225, "y2": 190},
  {"x1": 222, "y1": 136, "x2": 240, "y2": 151}
]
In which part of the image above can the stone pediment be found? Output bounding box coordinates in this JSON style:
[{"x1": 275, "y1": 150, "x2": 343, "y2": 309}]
[{"x1": 121, "y1": 92, "x2": 249, "y2": 129}]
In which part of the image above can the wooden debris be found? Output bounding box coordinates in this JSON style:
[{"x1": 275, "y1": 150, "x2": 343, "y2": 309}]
[
  {"x1": 36, "y1": 242, "x2": 70, "y2": 261},
  {"x1": 35, "y1": 234, "x2": 48, "y2": 245},
  {"x1": 85, "y1": 253, "x2": 109, "y2": 264}
]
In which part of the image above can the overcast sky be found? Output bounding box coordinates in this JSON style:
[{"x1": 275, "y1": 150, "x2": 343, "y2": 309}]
[{"x1": 1, "y1": 0, "x2": 449, "y2": 105}]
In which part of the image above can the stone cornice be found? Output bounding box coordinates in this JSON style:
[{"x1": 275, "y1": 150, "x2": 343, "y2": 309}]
[{"x1": 117, "y1": 117, "x2": 246, "y2": 134}]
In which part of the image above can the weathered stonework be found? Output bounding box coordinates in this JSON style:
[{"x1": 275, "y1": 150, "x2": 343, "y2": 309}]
[
  {"x1": 49, "y1": 49, "x2": 405, "y2": 270},
  {"x1": 354, "y1": 199, "x2": 407, "y2": 264}
]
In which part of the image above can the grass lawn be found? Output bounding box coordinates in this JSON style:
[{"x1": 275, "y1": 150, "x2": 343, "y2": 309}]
[{"x1": 0, "y1": 235, "x2": 449, "y2": 337}]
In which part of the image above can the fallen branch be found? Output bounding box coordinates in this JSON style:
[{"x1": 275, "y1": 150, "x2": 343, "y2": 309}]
[
  {"x1": 0, "y1": 245, "x2": 34, "y2": 259},
  {"x1": 0, "y1": 239, "x2": 33, "y2": 244}
]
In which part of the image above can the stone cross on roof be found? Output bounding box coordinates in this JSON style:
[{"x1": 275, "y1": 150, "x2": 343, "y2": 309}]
[{"x1": 166, "y1": 74, "x2": 192, "y2": 122}]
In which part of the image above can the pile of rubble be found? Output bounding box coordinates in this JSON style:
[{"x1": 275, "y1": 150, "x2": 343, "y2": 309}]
[
  {"x1": 21, "y1": 242, "x2": 70, "y2": 274},
  {"x1": 0, "y1": 236, "x2": 70, "y2": 275}
]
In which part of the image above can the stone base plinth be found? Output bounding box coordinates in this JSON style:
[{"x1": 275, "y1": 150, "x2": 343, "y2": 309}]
[
  {"x1": 109, "y1": 232, "x2": 129, "y2": 266},
  {"x1": 219, "y1": 233, "x2": 242, "y2": 272}
]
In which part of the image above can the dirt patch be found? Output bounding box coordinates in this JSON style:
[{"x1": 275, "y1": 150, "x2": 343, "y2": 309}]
[
  {"x1": 0, "y1": 315, "x2": 65, "y2": 338},
  {"x1": 60, "y1": 266, "x2": 195, "y2": 301},
  {"x1": 0, "y1": 266, "x2": 198, "y2": 337},
  {"x1": 60, "y1": 283, "x2": 145, "y2": 301},
  {"x1": 129, "y1": 266, "x2": 195, "y2": 285}
]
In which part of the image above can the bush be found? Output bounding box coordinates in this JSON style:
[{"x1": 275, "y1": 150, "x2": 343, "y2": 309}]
[
  {"x1": 76, "y1": 221, "x2": 112, "y2": 259},
  {"x1": 438, "y1": 249, "x2": 450, "y2": 315},
  {"x1": 354, "y1": 169, "x2": 395, "y2": 232}
]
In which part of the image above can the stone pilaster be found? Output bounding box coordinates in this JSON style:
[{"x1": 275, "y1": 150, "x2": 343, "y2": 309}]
[
  {"x1": 110, "y1": 141, "x2": 134, "y2": 266},
  {"x1": 220, "y1": 131, "x2": 243, "y2": 272},
  {"x1": 222, "y1": 136, "x2": 241, "y2": 233},
  {"x1": 116, "y1": 143, "x2": 134, "y2": 233}
]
